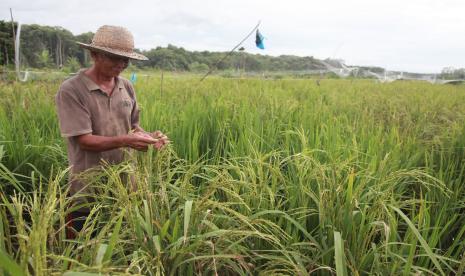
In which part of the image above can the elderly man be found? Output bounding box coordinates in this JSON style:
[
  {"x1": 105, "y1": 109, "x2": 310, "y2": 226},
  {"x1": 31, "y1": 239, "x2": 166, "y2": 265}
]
[{"x1": 55, "y1": 25, "x2": 168, "y2": 238}]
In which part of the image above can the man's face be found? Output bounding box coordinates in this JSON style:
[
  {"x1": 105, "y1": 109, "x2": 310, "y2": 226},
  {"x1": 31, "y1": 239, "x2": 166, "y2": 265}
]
[{"x1": 93, "y1": 52, "x2": 129, "y2": 77}]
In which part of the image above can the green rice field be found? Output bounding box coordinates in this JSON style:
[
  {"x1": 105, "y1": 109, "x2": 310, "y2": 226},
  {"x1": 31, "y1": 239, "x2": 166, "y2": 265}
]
[{"x1": 0, "y1": 75, "x2": 464, "y2": 275}]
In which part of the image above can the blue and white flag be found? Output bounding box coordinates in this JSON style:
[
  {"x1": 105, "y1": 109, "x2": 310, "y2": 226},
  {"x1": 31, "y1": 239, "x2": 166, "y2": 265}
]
[
  {"x1": 130, "y1": 72, "x2": 137, "y2": 84},
  {"x1": 255, "y1": 29, "x2": 265, "y2": 49}
]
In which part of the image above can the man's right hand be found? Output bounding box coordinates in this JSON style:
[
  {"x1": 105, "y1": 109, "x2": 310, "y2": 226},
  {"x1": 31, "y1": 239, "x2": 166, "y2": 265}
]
[{"x1": 77, "y1": 133, "x2": 157, "y2": 152}]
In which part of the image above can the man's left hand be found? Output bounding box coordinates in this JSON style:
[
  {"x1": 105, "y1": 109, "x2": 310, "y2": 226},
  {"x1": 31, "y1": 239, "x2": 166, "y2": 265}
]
[
  {"x1": 134, "y1": 130, "x2": 169, "y2": 150},
  {"x1": 150, "y1": 130, "x2": 170, "y2": 150}
]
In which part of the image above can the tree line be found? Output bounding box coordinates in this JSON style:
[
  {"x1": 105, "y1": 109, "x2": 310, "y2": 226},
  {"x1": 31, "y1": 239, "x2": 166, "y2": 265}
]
[
  {"x1": 0, "y1": 21, "x2": 336, "y2": 73},
  {"x1": 1, "y1": 21, "x2": 461, "y2": 77}
]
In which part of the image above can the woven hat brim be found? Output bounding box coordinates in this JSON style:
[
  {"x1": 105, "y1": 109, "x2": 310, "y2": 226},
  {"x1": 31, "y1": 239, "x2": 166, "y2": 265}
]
[{"x1": 77, "y1": 42, "x2": 148, "y2": 61}]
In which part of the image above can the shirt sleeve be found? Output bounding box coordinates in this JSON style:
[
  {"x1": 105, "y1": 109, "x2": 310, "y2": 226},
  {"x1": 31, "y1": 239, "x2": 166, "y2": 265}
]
[
  {"x1": 55, "y1": 84, "x2": 92, "y2": 138},
  {"x1": 124, "y1": 80, "x2": 140, "y2": 129}
]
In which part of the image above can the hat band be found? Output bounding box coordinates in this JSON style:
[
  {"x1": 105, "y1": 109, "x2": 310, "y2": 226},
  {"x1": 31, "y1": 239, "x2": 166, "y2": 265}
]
[{"x1": 90, "y1": 43, "x2": 132, "y2": 52}]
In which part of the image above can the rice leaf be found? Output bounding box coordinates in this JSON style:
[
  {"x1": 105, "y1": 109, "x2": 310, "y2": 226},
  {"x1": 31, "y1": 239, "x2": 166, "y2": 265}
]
[
  {"x1": 183, "y1": 200, "x2": 193, "y2": 244},
  {"x1": 103, "y1": 209, "x2": 125, "y2": 264},
  {"x1": 95, "y1": 244, "x2": 107, "y2": 266},
  {"x1": 0, "y1": 249, "x2": 25, "y2": 276},
  {"x1": 334, "y1": 231, "x2": 348, "y2": 276},
  {"x1": 63, "y1": 272, "x2": 103, "y2": 276},
  {"x1": 391, "y1": 205, "x2": 445, "y2": 276}
]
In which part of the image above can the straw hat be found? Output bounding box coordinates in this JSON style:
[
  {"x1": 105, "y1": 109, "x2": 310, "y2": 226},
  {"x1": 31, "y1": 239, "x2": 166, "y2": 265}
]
[{"x1": 77, "y1": 25, "x2": 148, "y2": 61}]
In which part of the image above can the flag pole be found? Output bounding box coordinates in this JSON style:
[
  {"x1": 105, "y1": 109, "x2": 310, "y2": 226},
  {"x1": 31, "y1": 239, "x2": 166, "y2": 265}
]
[{"x1": 200, "y1": 20, "x2": 261, "y2": 82}]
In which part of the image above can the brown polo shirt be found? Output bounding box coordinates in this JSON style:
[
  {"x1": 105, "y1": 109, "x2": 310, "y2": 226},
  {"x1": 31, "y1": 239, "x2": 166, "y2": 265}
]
[{"x1": 55, "y1": 69, "x2": 140, "y2": 196}]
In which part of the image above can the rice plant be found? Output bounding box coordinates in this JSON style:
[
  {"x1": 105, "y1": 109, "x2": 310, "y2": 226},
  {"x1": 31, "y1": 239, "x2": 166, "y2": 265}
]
[{"x1": 0, "y1": 75, "x2": 464, "y2": 275}]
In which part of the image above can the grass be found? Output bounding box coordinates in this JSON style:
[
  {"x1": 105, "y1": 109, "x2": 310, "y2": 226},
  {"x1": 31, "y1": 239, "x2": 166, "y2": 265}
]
[{"x1": 0, "y1": 74, "x2": 464, "y2": 275}]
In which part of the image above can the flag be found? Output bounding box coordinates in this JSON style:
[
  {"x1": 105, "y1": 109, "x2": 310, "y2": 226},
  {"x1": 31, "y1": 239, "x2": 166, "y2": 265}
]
[
  {"x1": 130, "y1": 72, "x2": 137, "y2": 84},
  {"x1": 255, "y1": 29, "x2": 265, "y2": 49}
]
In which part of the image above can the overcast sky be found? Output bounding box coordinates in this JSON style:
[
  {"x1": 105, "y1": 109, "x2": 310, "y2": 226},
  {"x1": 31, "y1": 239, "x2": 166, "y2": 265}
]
[{"x1": 1, "y1": 0, "x2": 464, "y2": 73}]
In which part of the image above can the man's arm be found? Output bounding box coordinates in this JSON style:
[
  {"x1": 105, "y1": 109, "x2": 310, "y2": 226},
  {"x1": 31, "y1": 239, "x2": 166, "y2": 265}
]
[{"x1": 77, "y1": 133, "x2": 157, "y2": 152}]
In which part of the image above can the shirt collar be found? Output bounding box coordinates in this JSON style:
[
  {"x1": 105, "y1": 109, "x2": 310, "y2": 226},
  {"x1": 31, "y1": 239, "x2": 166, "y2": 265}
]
[
  {"x1": 79, "y1": 69, "x2": 99, "y2": 92},
  {"x1": 79, "y1": 69, "x2": 124, "y2": 92},
  {"x1": 116, "y1": 77, "x2": 124, "y2": 90}
]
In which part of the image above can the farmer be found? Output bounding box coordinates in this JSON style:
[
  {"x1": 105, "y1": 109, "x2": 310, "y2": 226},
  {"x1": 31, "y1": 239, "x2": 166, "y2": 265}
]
[{"x1": 55, "y1": 25, "x2": 168, "y2": 238}]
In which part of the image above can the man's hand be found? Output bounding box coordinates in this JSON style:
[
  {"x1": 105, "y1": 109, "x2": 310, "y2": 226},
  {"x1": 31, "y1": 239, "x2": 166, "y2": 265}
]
[
  {"x1": 145, "y1": 130, "x2": 169, "y2": 150},
  {"x1": 126, "y1": 132, "x2": 158, "y2": 151},
  {"x1": 133, "y1": 130, "x2": 169, "y2": 150}
]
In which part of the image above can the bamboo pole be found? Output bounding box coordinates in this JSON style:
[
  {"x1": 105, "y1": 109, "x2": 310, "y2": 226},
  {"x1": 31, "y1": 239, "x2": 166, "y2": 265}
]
[
  {"x1": 200, "y1": 20, "x2": 261, "y2": 82},
  {"x1": 9, "y1": 8, "x2": 18, "y2": 79}
]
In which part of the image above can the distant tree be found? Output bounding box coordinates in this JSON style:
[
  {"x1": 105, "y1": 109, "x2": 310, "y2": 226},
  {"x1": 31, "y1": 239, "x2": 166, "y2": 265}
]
[
  {"x1": 244, "y1": 55, "x2": 263, "y2": 71},
  {"x1": 64, "y1": 56, "x2": 80, "y2": 73},
  {"x1": 36, "y1": 49, "x2": 52, "y2": 68},
  {"x1": 189, "y1": 61, "x2": 209, "y2": 72},
  {"x1": 75, "y1": 32, "x2": 93, "y2": 66},
  {"x1": 19, "y1": 24, "x2": 81, "y2": 68},
  {"x1": 0, "y1": 20, "x2": 17, "y2": 67},
  {"x1": 2, "y1": 21, "x2": 352, "y2": 73},
  {"x1": 440, "y1": 67, "x2": 465, "y2": 79}
]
